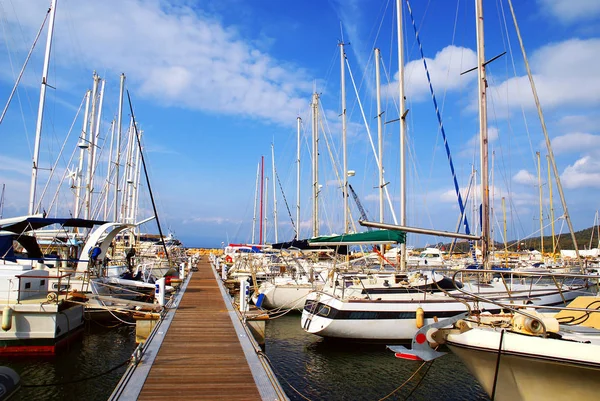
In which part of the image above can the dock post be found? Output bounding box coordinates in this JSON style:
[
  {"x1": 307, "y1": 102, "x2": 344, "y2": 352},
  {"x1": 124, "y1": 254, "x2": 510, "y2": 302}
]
[
  {"x1": 155, "y1": 277, "x2": 165, "y2": 306},
  {"x1": 239, "y1": 277, "x2": 249, "y2": 312}
]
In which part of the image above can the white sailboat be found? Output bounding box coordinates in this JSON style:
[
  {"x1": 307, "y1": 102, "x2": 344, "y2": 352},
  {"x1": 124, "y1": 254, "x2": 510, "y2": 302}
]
[
  {"x1": 391, "y1": 269, "x2": 600, "y2": 401},
  {"x1": 300, "y1": 0, "x2": 591, "y2": 342}
]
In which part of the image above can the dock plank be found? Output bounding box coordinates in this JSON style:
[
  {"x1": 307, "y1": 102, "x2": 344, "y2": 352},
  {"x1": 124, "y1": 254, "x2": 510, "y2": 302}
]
[{"x1": 136, "y1": 260, "x2": 263, "y2": 400}]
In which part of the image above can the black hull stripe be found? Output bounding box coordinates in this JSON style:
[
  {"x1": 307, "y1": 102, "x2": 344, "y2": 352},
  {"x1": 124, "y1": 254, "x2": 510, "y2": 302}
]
[{"x1": 304, "y1": 299, "x2": 569, "y2": 320}]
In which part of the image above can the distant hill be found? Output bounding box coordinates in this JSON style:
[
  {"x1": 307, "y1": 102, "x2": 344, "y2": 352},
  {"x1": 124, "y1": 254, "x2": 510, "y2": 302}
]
[{"x1": 439, "y1": 226, "x2": 599, "y2": 254}]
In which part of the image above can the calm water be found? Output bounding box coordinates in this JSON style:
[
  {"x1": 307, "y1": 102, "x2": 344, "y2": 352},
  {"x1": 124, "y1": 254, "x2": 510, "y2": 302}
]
[
  {"x1": 2, "y1": 313, "x2": 488, "y2": 401},
  {"x1": 1, "y1": 322, "x2": 136, "y2": 401},
  {"x1": 264, "y1": 314, "x2": 489, "y2": 401}
]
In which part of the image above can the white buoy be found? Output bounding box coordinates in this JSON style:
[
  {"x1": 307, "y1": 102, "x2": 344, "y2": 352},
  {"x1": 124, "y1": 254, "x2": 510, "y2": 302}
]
[
  {"x1": 155, "y1": 277, "x2": 166, "y2": 306},
  {"x1": 2, "y1": 306, "x2": 13, "y2": 331},
  {"x1": 239, "y1": 278, "x2": 249, "y2": 312}
]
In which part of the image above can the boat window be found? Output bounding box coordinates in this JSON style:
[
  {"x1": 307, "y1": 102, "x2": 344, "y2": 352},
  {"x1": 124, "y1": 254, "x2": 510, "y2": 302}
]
[
  {"x1": 316, "y1": 305, "x2": 331, "y2": 317},
  {"x1": 25, "y1": 282, "x2": 31, "y2": 289},
  {"x1": 40, "y1": 279, "x2": 45, "y2": 286},
  {"x1": 52, "y1": 283, "x2": 70, "y2": 290}
]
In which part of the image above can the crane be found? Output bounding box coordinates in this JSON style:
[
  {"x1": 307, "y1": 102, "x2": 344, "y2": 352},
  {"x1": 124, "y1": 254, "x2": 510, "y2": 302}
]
[{"x1": 348, "y1": 184, "x2": 372, "y2": 232}]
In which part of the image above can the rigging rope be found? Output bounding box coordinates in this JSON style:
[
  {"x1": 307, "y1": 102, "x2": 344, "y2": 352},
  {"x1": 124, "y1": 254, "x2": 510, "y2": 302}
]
[
  {"x1": 405, "y1": 0, "x2": 476, "y2": 263},
  {"x1": 275, "y1": 169, "x2": 296, "y2": 239}
]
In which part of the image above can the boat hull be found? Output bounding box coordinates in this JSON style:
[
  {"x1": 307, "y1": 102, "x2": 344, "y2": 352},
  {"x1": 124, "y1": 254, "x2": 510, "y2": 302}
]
[
  {"x1": 0, "y1": 302, "x2": 85, "y2": 354},
  {"x1": 447, "y1": 330, "x2": 600, "y2": 401},
  {"x1": 257, "y1": 282, "x2": 320, "y2": 311},
  {"x1": 301, "y1": 287, "x2": 585, "y2": 341}
]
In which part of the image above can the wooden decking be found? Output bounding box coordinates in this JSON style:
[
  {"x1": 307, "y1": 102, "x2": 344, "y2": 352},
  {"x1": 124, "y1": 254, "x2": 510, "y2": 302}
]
[{"x1": 135, "y1": 260, "x2": 264, "y2": 400}]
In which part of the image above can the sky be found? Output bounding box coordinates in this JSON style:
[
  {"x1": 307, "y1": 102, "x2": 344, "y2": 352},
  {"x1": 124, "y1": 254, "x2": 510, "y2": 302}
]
[{"x1": 0, "y1": 0, "x2": 600, "y2": 249}]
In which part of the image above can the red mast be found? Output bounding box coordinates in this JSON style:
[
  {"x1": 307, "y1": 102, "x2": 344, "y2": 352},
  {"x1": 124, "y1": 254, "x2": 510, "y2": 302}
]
[{"x1": 259, "y1": 156, "x2": 264, "y2": 245}]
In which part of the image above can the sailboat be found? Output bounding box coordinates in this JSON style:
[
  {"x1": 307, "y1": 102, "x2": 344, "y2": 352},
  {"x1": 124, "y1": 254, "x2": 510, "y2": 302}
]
[
  {"x1": 300, "y1": 0, "x2": 591, "y2": 342},
  {"x1": 391, "y1": 269, "x2": 600, "y2": 401},
  {"x1": 388, "y1": 1, "x2": 600, "y2": 398}
]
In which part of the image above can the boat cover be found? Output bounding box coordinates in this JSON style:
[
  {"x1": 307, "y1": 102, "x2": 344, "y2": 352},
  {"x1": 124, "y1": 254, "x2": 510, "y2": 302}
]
[{"x1": 308, "y1": 229, "x2": 406, "y2": 246}]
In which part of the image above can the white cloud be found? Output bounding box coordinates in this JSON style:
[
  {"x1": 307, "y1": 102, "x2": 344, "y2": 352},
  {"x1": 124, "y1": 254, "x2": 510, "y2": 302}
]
[
  {"x1": 538, "y1": 0, "x2": 600, "y2": 24},
  {"x1": 557, "y1": 115, "x2": 598, "y2": 133},
  {"x1": 1, "y1": 1, "x2": 313, "y2": 127},
  {"x1": 0, "y1": 155, "x2": 32, "y2": 176},
  {"x1": 183, "y1": 216, "x2": 242, "y2": 225},
  {"x1": 487, "y1": 39, "x2": 600, "y2": 111},
  {"x1": 384, "y1": 45, "x2": 478, "y2": 102},
  {"x1": 513, "y1": 169, "x2": 537, "y2": 185},
  {"x1": 551, "y1": 132, "x2": 600, "y2": 155},
  {"x1": 560, "y1": 156, "x2": 600, "y2": 188}
]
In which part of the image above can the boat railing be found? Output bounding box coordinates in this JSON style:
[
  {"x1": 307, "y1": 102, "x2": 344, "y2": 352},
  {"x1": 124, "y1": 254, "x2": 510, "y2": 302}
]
[
  {"x1": 436, "y1": 269, "x2": 600, "y2": 338},
  {"x1": 14, "y1": 272, "x2": 73, "y2": 304}
]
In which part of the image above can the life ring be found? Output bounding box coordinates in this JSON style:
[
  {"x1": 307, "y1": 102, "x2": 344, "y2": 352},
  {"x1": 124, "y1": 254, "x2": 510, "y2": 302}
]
[{"x1": 225, "y1": 255, "x2": 233, "y2": 263}]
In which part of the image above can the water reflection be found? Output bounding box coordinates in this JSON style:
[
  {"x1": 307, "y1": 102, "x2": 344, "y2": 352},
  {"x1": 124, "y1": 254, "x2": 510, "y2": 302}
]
[
  {"x1": 265, "y1": 314, "x2": 488, "y2": 401},
  {"x1": 1, "y1": 323, "x2": 136, "y2": 401}
]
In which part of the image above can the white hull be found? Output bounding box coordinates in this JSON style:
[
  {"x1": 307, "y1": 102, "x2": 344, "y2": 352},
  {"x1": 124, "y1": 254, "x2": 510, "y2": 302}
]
[
  {"x1": 0, "y1": 301, "x2": 84, "y2": 353},
  {"x1": 256, "y1": 281, "x2": 320, "y2": 311},
  {"x1": 301, "y1": 287, "x2": 585, "y2": 341},
  {"x1": 447, "y1": 329, "x2": 600, "y2": 401}
]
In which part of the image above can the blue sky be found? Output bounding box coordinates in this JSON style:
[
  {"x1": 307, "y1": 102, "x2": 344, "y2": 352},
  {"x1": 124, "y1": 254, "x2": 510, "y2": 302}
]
[{"x1": 1, "y1": 0, "x2": 600, "y2": 249}]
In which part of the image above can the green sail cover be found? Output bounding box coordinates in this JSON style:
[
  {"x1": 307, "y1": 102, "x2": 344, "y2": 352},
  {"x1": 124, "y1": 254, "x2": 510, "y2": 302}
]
[{"x1": 308, "y1": 229, "x2": 406, "y2": 245}]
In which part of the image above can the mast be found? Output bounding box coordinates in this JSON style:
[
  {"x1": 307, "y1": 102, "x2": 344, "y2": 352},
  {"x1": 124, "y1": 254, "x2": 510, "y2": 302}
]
[
  {"x1": 396, "y1": 0, "x2": 407, "y2": 270},
  {"x1": 131, "y1": 131, "x2": 143, "y2": 227},
  {"x1": 271, "y1": 143, "x2": 278, "y2": 243},
  {"x1": 74, "y1": 90, "x2": 90, "y2": 218},
  {"x1": 547, "y1": 155, "x2": 556, "y2": 257},
  {"x1": 259, "y1": 155, "x2": 264, "y2": 245},
  {"x1": 311, "y1": 92, "x2": 320, "y2": 237},
  {"x1": 0, "y1": 184, "x2": 5, "y2": 218},
  {"x1": 114, "y1": 73, "x2": 125, "y2": 221},
  {"x1": 340, "y1": 41, "x2": 348, "y2": 234},
  {"x1": 84, "y1": 72, "x2": 100, "y2": 220},
  {"x1": 502, "y1": 197, "x2": 508, "y2": 268},
  {"x1": 252, "y1": 162, "x2": 259, "y2": 244},
  {"x1": 264, "y1": 176, "x2": 269, "y2": 244},
  {"x1": 537, "y1": 151, "x2": 543, "y2": 254},
  {"x1": 104, "y1": 120, "x2": 115, "y2": 220},
  {"x1": 476, "y1": 0, "x2": 490, "y2": 268},
  {"x1": 507, "y1": 0, "x2": 581, "y2": 267},
  {"x1": 296, "y1": 117, "x2": 301, "y2": 239},
  {"x1": 28, "y1": 0, "x2": 58, "y2": 215},
  {"x1": 375, "y1": 48, "x2": 384, "y2": 227}
]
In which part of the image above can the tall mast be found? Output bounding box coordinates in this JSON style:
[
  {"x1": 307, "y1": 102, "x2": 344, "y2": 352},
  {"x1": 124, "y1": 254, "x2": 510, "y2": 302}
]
[
  {"x1": 252, "y1": 162, "x2": 259, "y2": 244},
  {"x1": 114, "y1": 73, "x2": 125, "y2": 221},
  {"x1": 340, "y1": 41, "x2": 348, "y2": 234},
  {"x1": 74, "y1": 90, "x2": 90, "y2": 218},
  {"x1": 476, "y1": 0, "x2": 490, "y2": 268},
  {"x1": 104, "y1": 120, "x2": 115, "y2": 220},
  {"x1": 311, "y1": 92, "x2": 320, "y2": 237},
  {"x1": 507, "y1": 0, "x2": 581, "y2": 266},
  {"x1": 375, "y1": 48, "x2": 384, "y2": 227},
  {"x1": 396, "y1": 0, "x2": 407, "y2": 270},
  {"x1": 28, "y1": 0, "x2": 58, "y2": 215},
  {"x1": 296, "y1": 117, "x2": 301, "y2": 239},
  {"x1": 271, "y1": 143, "x2": 278, "y2": 243},
  {"x1": 131, "y1": 131, "x2": 143, "y2": 226},
  {"x1": 121, "y1": 119, "x2": 135, "y2": 222},
  {"x1": 259, "y1": 155, "x2": 264, "y2": 245},
  {"x1": 264, "y1": 176, "x2": 269, "y2": 244},
  {"x1": 537, "y1": 151, "x2": 543, "y2": 254},
  {"x1": 84, "y1": 72, "x2": 100, "y2": 220},
  {"x1": 547, "y1": 155, "x2": 556, "y2": 256}
]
